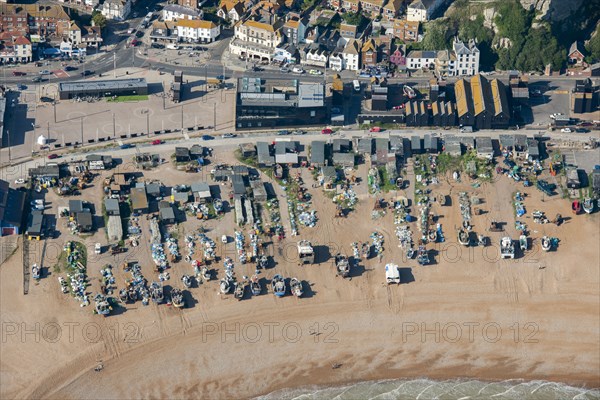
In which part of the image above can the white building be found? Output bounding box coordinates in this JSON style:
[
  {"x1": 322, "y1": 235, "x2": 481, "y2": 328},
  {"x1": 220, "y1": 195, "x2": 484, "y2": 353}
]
[
  {"x1": 0, "y1": 35, "x2": 32, "y2": 63},
  {"x1": 448, "y1": 38, "x2": 479, "y2": 76},
  {"x1": 162, "y1": 4, "x2": 203, "y2": 21},
  {"x1": 341, "y1": 39, "x2": 360, "y2": 71},
  {"x1": 407, "y1": 0, "x2": 444, "y2": 22},
  {"x1": 302, "y1": 46, "x2": 328, "y2": 68},
  {"x1": 406, "y1": 50, "x2": 437, "y2": 70},
  {"x1": 229, "y1": 19, "x2": 282, "y2": 62},
  {"x1": 328, "y1": 51, "x2": 343, "y2": 71},
  {"x1": 101, "y1": 0, "x2": 131, "y2": 21},
  {"x1": 176, "y1": 20, "x2": 220, "y2": 43}
]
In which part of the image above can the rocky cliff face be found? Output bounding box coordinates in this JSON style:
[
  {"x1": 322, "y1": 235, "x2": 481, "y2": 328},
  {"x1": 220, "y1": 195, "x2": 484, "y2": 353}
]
[{"x1": 519, "y1": 0, "x2": 586, "y2": 22}]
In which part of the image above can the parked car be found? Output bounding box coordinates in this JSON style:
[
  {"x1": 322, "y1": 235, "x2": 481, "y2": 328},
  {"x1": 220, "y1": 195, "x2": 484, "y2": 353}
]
[
  {"x1": 40, "y1": 96, "x2": 54, "y2": 103},
  {"x1": 95, "y1": 243, "x2": 102, "y2": 255},
  {"x1": 63, "y1": 65, "x2": 77, "y2": 71},
  {"x1": 39, "y1": 70, "x2": 52, "y2": 75},
  {"x1": 560, "y1": 128, "x2": 572, "y2": 133},
  {"x1": 293, "y1": 130, "x2": 306, "y2": 135},
  {"x1": 151, "y1": 139, "x2": 163, "y2": 145},
  {"x1": 309, "y1": 69, "x2": 322, "y2": 75},
  {"x1": 369, "y1": 126, "x2": 383, "y2": 133},
  {"x1": 202, "y1": 135, "x2": 214, "y2": 140},
  {"x1": 14, "y1": 178, "x2": 26, "y2": 184},
  {"x1": 280, "y1": 67, "x2": 290, "y2": 73},
  {"x1": 292, "y1": 66, "x2": 304, "y2": 74},
  {"x1": 17, "y1": 84, "x2": 27, "y2": 90},
  {"x1": 151, "y1": 43, "x2": 165, "y2": 49},
  {"x1": 81, "y1": 70, "x2": 94, "y2": 76},
  {"x1": 12, "y1": 71, "x2": 26, "y2": 76},
  {"x1": 575, "y1": 128, "x2": 590, "y2": 133},
  {"x1": 221, "y1": 235, "x2": 228, "y2": 244},
  {"x1": 47, "y1": 153, "x2": 59, "y2": 159},
  {"x1": 321, "y1": 128, "x2": 333, "y2": 134},
  {"x1": 216, "y1": 74, "x2": 226, "y2": 81},
  {"x1": 222, "y1": 133, "x2": 236, "y2": 138},
  {"x1": 31, "y1": 76, "x2": 43, "y2": 83},
  {"x1": 120, "y1": 143, "x2": 133, "y2": 149},
  {"x1": 277, "y1": 130, "x2": 289, "y2": 135}
]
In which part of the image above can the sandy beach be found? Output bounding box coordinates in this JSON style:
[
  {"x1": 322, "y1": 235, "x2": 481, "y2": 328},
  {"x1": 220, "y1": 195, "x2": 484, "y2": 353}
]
[{"x1": 1, "y1": 150, "x2": 599, "y2": 399}]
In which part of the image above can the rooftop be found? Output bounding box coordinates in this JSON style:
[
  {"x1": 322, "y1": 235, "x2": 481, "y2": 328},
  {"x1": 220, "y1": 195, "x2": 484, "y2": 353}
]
[{"x1": 59, "y1": 78, "x2": 147, "y2": 93}]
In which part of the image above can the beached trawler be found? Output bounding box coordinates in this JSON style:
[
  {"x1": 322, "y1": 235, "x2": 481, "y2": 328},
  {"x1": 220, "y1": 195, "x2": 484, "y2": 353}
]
[
  {"x1": 32, "y1": 264, "x2": 41, "y2": 280},
  {"x1": 274, "y1": 164, "x2": 283, "y2": 179},
  {"x1": 541, "y1": 236, "x2": 552, "y2": 252},
  {"x1": 213, "y1": 199, "x2": 224, "y2": 214},
  {"x1": 250, "y1": 274, "x2": 261, "y2": 296},
  {"x1": 256, "y1": 255, "x2": 268, "y2": 269},
  {"x1": 519, "y1": 235, "x2": 528, "y2": 251},
  {"x1": 290, "y1": 278, "x2": 303, "y2": 297},
  {"x1": 403, "y1": 84, "x2": 416, "y2": 99},
  {"x1": 417, "y1": 246, "x2": 429, "y2": 265},
  {"x1": 428, "y1": 229, "x2": 437, "y2": 243},
  {"x1": 458, "y1": 228, "x2": 470, "y2": 246},
  {"x1": 271, "y1": 274, "x2": 286, "y2": 297},
  {"x1": 201, "y1": 266, "x2": 211, "y2": 282},
  {"x1": 297, "y1": 240, "x2": 315, "y2": 264},
  {"x1": 572, "y1": 200, "x2": 581, "y2": 215},
  {"x1": 181, "y1": 274, "x2": 193, "y2": 288},
  {"x1": 361, "y1": 242, "x2": 370, "y2": 259},
  {"x1": 94, "y1": 294, "x2": 112, "y2": 316},
  {"x1": 149, "y1": 282, "x2": 164, "y2": 303},
  {"x1": 170, "y1": 288, "x2": 185, "y2": 308},
  {"x1": 406, "y1": 247, "x2": 415, "y2": 259},
  {"x1": 582, "y1": 198, "x2": 594, "y2": 214},
  {"x1": 58, "y1": 276, "x2": 69, "y2": 293},
  {"x1": 335, "y1": 253, "x2": 350, "y2": 278},
  {"x1": 500, "y1": 237, "x2": 515, "y2": 259},
  {"x1": 220, "y1": 278, "x2": 231, "y2": 294},
  {"x1": 119, "y1": 288, "x2": 128, "y2": 303},
  {"x1": 233, "y1": 282, "x2": 245, "y2": 300},
  {"x1": 478, "y1": 234, "x2": 486, "y2": 247}
]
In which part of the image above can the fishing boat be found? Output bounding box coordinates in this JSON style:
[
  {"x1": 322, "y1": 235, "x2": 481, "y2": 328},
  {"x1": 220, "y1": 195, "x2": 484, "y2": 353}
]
[
  {"x1": 181, "y1": 274, "x2": 193, "y2": 288},
  {"x1": 201, "y1": 266, "x2": 211, "y2": 282},
  {"x1": 500, "y1": 237, "x2": 515, "y2": 259},
  {"x1": 428, "y1": 229, "x2": 437, "y2": 243},
  {"x1": 223, "y1": 257, "x2": 234, "y2": 269},
  {"x1": 406, "y1": 247, "x2": 415, "y2": 259},
  {"x1": 274, "y1": 164, "x2": 283, "y2": 179},
  {"x1": 149, "y1": 282, "x2": 164, "y2": 303},
  {"x1": 31, "y1": 264, "x2": 41, "y2": 280},
  {"x1": 94, "y1": 294, "x2": 112, "y2": 316},
  {"x1": 436, "y1": 193, "x2": 446, "y2": 206},
  {"x1": 290, "y1": 278, "x2": 303, "y2": 297},
  {"x1": 119, "y1": 288, "x2": 128, "y2": 303},
  {"x1": 403, "y1": 84, "x2": 416, "y2": 99},
  {"x1": 478, "y1": 234, "x2": 486, "y2": 247},
  {"x1": 519, "y1": 235, "x2": 528, "y2": 251},
  {"x1": 361, "y1": 242, "x2": 370, "y2": 259},
  {"x1": 250, "y1": 274, "x2": 261, "y2": 296},
  {"x1": 457, "y1": 229, "x2": 470, "y2": 246},
  {"x1": 213, "y1": 199, "x2": 224, "y2": 214},
  {"x1": 271, "y1": 274, "x2": 286, "y2": 297},
  {"x1": 220, "y1": 278, "x2": 231, "y2": 294},
  {"x1": 582, "y1": 198, "x2": 594, "y2": 214},
  {"x1": 58, "y1": 276, "x2": 69, "y2": 293},
  {"x1": 233, "y1": 282, "x2": 245, "y2": 300},
  {"x1": 170, "y1": 288, "x2": 185, "y2": 308},
  {"x1": 572, "y1": 200, "x2": 581, "y2": 215},
  {"x1": 257, "y1": 255, "x2": 268, "y2": 269},
  {"x1": 541, "y1": 236, "x2": 552, "y2": 252},
  {"x1": 417, "y1": 246, "x2": 429, "y2": 265},
  {"x1": 334, "y1": 253, "x2": 350, "y2": 278}
]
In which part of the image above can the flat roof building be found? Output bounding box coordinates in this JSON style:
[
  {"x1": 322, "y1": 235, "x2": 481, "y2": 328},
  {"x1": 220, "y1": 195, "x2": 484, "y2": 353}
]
[
  {"x1": 58, "y1": 78, "x2": 148, "y2": 100},
  {"x1": 310, "y1": 141, "x2": 327, "y2": 166},
  {"x1": 0, "y1": 179, "x2": 25, "y2": 235},
  {"x1": 130, "y1": 187, "x2": 149, "y2": 213}
]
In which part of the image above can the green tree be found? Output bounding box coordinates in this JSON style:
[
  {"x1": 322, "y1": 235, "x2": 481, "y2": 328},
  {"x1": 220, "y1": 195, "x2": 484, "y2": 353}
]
[
  {"x1": 421, "y1": 21, "x2": 449, "y2": 50},
  {"x1": 586, "y1": 24, "x2": 600, "y2": 61},
  {"x1": 516, "y1": 26, "x2": 564, "y2": 72},
  {"x1": 459, "y1": 14, "x2": 493, "y2": 43},
  {"x1": 92, "y1": 11, "x2": 107, "y2": 29},
  {"x1": 341, "y1": 12, "x2": 365, "y2": 27},
  {"x1": 494, "y1": 0, "x2": 530, "y2": 42}
]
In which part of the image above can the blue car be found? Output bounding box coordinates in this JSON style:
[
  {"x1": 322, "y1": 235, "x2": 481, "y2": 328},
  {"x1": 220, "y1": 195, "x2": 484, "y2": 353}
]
[
  {"x1": 120, "y1": 144, "x2": 133, "y2": 149},
  {"x1": 202, "y1": 135, "x2": 214, "y2": 140}
]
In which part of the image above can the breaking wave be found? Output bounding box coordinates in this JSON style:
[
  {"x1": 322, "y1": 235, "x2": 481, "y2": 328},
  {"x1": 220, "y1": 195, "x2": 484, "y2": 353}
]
[{"x1": 256, "y1": 379, "x2": 600, "y2": 400}]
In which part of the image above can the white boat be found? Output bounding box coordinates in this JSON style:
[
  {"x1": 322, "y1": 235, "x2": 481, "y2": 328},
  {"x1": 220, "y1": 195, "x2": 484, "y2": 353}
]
[
  {"x1": 500, "y1": 237, "x2": 515, "y2": 259},
  {"x1": 181, "y1": 274, "x2": 193, "y2": 288},
  {"x1": 257, "y1": 255, "x2": 268, "y2": 269},
  {"x1": 385, "y1": 263, "x2": 400, "y2": 284},
  {"x1": 417, "y1": 246, "x2": 429, "y2": 265},
  {"x1": 119, "y1": 288, "x2": 128, "y2": 303},
  {"x1": 201, "y1": 266, "x2": 211, "y2": 282},
  {"x1": 290, "y1": 278, "x2": 303, "y2": 297},
  {"x1": 234, "y1": 282, "x2": 245, "y2": 300},
  {"x1": 213, "y1": 199, "x2": 224, "y2": 214},
  {"x1": 457, "y1": 229, "x2": 469, "y2": 246},
  {"x1": 541, "y1": 236, "x2": 552, "y2": 252},
  {"x1": 149, "y1": 282, "x2": 164, "y2": 303},
  {"x1": 220, "y1": 278, "x2": 231, "y2": 294},
  {"x1": 582, "y1": 198, "x2": 594, "y2": 214},
  {"x1": 403, "y1": 84, "x2": 416, "y2": 99},
  {"x1": 271, "y1": 274, "x2": 286, "y2": 297},
  {"x1": 58, "y1": 276, "x2": 69, "y2": 293},
  {"x1": 406, "y1": 247, "x2": 415, "y2": 259},
  {"x1": 519, "y1": 235, "x2": 528, "y2": 251},
  {"x1": 250, "y1": 274, "x2": 261, "y2": 296},
  {"x1": 32, "y1": 263, "x2": 41, "y2": 280},
  {"x1": 335, "y1": 253, "x2": 350, "y2": 278},
  {"x1": 478, "y1": 234, "x2": 486, "y2": 247},
  {"x1": 170, "y1": 288, "x2": 185, "y2": 308},
  {"x1": 94, "y1": 294, "x2": 112, "y2": 316}
]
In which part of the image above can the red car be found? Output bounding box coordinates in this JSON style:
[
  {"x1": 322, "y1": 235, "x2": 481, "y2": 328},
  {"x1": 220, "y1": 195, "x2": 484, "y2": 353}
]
[
  {"x1": 47, "y1": 154, "x2": 59, "y2": 159},
  {"x1": 321, "y1": 128, "x2": 333, "y2": 134},
  {"x1": 151, "y1": 139, "x2": 163, "y2": 145},
  {"x1": 12, "y1": 71, "x2": 26, "y2": 76}
]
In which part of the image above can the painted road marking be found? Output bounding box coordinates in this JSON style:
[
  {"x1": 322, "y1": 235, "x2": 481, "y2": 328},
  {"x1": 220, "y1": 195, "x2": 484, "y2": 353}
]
[{"x1": 53, "y1": 70, "x2": 69, "y2": 79}]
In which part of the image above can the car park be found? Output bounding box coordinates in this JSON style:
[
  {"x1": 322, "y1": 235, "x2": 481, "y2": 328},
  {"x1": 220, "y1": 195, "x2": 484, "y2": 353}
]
[
  {"x1": 151, "y1": 43, "x2": 165, "y2": 49},
  {"x1": 560, "y1": 128, "x2": 572, "y2": 133},
  {"x1": 222, "y1": 133, "x2": 236, "y2": 138},
  {"x1": 12, "y1": 71, "x2": 26, "y2": 76},
  {"x1": 64, "y1": 66, "x2": 77, "y2": 71},
  {"x1": 120, "y1": 144, "x2": 133, "y2": 149},
  {"x1": 14, "y1": 178, "x2": 26, "y2": 184},
  {"x1": 151, "y1": 139, "x2": 163, "y2": 145},
  {"x1": 31, "y1": 76, "x2": 43, "y2": 83},
  {"x1": 321, "y1": 128, "x2": 333, "y2": 134},
  {"x1": 47, "y1": 153, "x2": 59, "y2": 159},
  {"x1": 292, "y1": 66, "x2": 304, "y2": 74},
  {"x1": 277, "y1": 130, "x2": 289, "y2": 135},
  {"x1": 39, "y1": 70, "x2": 51, "y2": 75},
  {"x1": 309, "y1": 69, "x2": 322, "y2": 75},
  {"x1": 81, "y1": 70, "x2": 94, "y2": 76},
  {"x1": 202, "y1": 135, "x2": 214, "y2": 140},
  {"x1": 575, "y1": 128, "x2": 590, "y2": 133}
]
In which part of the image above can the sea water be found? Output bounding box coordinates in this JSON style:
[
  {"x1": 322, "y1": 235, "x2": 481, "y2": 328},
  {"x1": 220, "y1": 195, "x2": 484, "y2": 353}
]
[{"x1": 256, "y1": 379, "x2": 600, "y2": 400}]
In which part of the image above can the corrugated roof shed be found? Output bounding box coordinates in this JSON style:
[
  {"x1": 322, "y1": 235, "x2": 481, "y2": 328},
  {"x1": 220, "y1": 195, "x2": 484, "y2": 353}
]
[
  {"x1": 499, "y1": 134, "x2": 515, "y2": 148},
  {"x1": 310, "y1": 141, "x2": 326, "y2": 165},
  {"x1": 332, "y1": 139, "x2": 351, "y2": 153},
  {"x1": 130, "y1": 187, "x2": 148, "y2": 211},
  {"x1": 332, "y1": 153, "x2": 355, "y2": 167},
  {"x1": 160, "y1": 205, "x2": 176, "y2": 222},
  {"x1": 69, "y1": 200, "x2": 84, "y2": 213},
  {"x1": 191, "y1": 182, "x2": 211, "y2": 198},
  {"x1": 411, "y1": 136, "x2": 422, "y2": 151},
  {"x1": 232, "y1": 175, "x2": 247, "y2": 195},
  {"x1": 250, "y1": 180, "x2": 267, "y2": 201},
  {"x1": 357, "y1": 138, "x2": 373, "y2": 154},
  {"x1": 107, "y1": 215, "x2": 123, "y2": 242},
  {"x1": 256, "y1": 142, "x2": 274, "y2": 165},
  {"x1": 476, "y1": 136, "x2": 493, "y2": 154},
  {"x1": 321, "y1": 166, "x2": 337, "y2": 181},
  {"x1": 526, "y1": 138, "x2": 539, "y2": 157},
  {"x1": 77, "y1": 210, "x2": 93, "y2": 230},
  {"x1": 424, "y1": 135, "x2": 438, "y2": 153},
  {"x1": 104, "y1": 198, "x2": 120, "y2": 215},
  {"x1": 27, "y1": 210, "x2": 44, "y2": 236}
]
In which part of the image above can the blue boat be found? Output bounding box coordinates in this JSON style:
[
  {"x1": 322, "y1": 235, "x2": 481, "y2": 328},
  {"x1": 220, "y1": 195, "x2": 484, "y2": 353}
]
[{"x1": 271, "y1": 274, "x2": 286, "y2": 297}]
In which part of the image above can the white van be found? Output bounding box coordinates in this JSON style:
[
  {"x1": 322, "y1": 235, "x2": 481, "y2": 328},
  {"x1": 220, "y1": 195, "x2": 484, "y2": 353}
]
[
  {"x1": 385, "y1": 263, "x2": 400, "y2": 284},
  {"x1": 353, "y1": 80, "x2": 361, "y2": 92},
  {"x1": 95, "y1": 243, "x2": 102, "y2": 255},
  {"x1": 166, "y1": 43, "x2": 180, "y2": 50}
]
